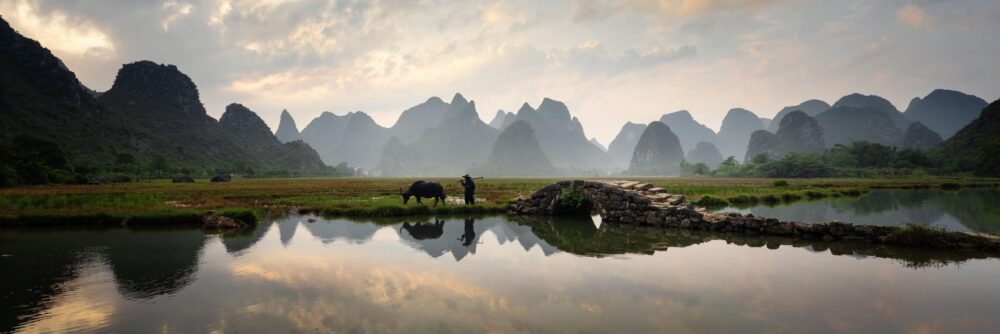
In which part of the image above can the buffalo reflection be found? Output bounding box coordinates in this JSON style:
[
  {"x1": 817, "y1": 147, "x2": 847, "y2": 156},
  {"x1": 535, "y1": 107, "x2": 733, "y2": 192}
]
[{"x1": 399, "y1": 219, "x2": 445, "y2": 240}]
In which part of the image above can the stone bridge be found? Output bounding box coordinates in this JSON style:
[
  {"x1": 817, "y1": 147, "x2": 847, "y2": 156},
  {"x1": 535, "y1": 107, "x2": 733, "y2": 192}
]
[{"x1": 508, "y1": 180, "x2": 1000, "y2": 251}]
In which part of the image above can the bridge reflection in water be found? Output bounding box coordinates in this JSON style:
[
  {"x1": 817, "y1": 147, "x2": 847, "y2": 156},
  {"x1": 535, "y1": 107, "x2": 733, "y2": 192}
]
[{"x1": 3, "y1": 214, "x2": 1000, "y2": 333}]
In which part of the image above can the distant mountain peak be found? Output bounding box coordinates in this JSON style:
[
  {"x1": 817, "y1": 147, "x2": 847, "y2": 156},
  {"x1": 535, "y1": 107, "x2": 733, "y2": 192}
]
[
  {"x1": 450, "y1": 93, "x2": 468, "y2": 106},
  {"x1": 103, "y1": 60, "x2": 204, "y2": 115},
  {"x1": 627, "y1": 121, "x2": 684, "y2": 175},
  {"x1": 833, "y1": 93, "x2": 899, "y2": 113},
  {"x1": 518, "y1": 103, "x2": 535, "y2": 113},
  {"x1": 275, "y1": 109, "x2": 302, "y2": 143},
  {"x1": 899, "y1": 121, "x2": 943, "y2": 151},
  {"x1": 220, "y1": 103, "x2": 275, "y2": 141},
  {"x1": 904, "y1": 88, "x2": 987, "y2": 138},
  {"x1": 667, "y1": 110, "x2": 694, "y2": 120},
  {"x1": 538, "y1": 97, "x2": 571, "y2": 122}
]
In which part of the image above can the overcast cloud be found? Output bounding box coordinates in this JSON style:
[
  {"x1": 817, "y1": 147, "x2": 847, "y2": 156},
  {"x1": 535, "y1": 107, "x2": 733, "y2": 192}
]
[{"x1": 2, "y1": 0, "x2": 998, "y2": 143}]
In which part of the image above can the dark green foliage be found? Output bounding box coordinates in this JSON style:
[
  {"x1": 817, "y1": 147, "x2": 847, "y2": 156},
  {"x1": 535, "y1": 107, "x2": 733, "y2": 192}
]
[
  {"x1": 554, "y1": 184, "x2": 592, "y2": 214},
  {"x1": 773, "y1": 180, "x2": 789, "y2": 187},
  {"x1": 884, "y1": 224, "x2": 949, "y2": 248},
  {"x1": 726, "y1": 195, "x2": 760, "y2": 205},
  {"x1": 931, "y1": 99, "x2": 1000, "y2": 176},
  {"x1": 680, "y1": 161, "x2": 711, "y2": 176},
  {"x1": 805, "y1": 191, "x2": 827, "y2": 199},
  {"x1": 693, "y1": 195, "x2": 728, "y2": 207},
  {"x1": 758, "y1": 153, "x2": 830, "y2": 178},
  {"x1": 710, "y1": 140, "x2": 944, "y2": 178},
  {"x1": 0, "y1": 135, "x2": 76, "y2": 186},
  {"x1": 217, "y1": 209, "x2": 259, "y2": 226},
  {"x1": 940, "y1": 183, "x2": 961, "y2": 190}
]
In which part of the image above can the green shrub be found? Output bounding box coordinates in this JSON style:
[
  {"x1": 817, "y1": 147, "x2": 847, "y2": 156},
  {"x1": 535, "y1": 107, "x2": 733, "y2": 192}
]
[
  {"x1": 694, "y1": 195, "x2": 729, "y2": 207},
  {"x1": 781, "y1": 193, "x2": 802, "y2": 202},
  {"x1": 773, "y1": 180, "x2": 789, "y2": 187},
  {"x1": 556, "y1": 184, "x2": 588, "y2": 209},
  {"x1": 217, "y1": 209, "x2": 259, "y2": 226},
  {"x1": 760, "y1": 194, "x2": 780, "y2": 204},
  {"x1": 884, "y1": 224, "x2": 948, "y2": 247},
  {"x1": 940, "y1": 182, "x2": 961, "y2": 190},
  {"x1": 726, "y1": 195, "x2": 760, "y2": 205},
  {"x1": 805, "y1": 191, "x2": 827, "y2": 199}
]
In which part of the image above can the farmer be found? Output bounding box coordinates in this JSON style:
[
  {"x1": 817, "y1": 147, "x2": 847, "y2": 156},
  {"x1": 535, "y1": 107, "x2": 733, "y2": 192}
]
[{"x1": 459, "y1": 174, "x2": 476, "y2": 205}]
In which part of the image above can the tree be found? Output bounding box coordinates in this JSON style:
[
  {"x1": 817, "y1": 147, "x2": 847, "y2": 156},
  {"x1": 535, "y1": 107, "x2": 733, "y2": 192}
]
[
  {"x1": 115, "y1": 153, "x2": 136, "y2": 165},
  {"x1": 150, "y1": 154, "x2": 170, "y2": 174}
]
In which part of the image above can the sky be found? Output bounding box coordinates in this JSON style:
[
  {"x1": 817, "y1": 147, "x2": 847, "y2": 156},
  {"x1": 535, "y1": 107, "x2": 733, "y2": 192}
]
[{"x1": 2, "y1": 0, "x2": 999, "y2": 144}]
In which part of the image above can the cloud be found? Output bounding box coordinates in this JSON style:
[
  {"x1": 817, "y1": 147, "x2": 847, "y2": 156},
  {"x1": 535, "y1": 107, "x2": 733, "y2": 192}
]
[
  {"x1": 161, "y1": 1, "x2": 193, "y2": 31},
  {"x1": 897, "y1": 4, "x2": 933, "y2": 29},
  {"x1": 561, "y1": 41, "x2": 697, "y2": 76},
  {"x1": 0, "y1": 0, "x2": 114, "y2": 58},
  {"x1": 572, "y1": 0, "x2": 793, "y2": 22}
]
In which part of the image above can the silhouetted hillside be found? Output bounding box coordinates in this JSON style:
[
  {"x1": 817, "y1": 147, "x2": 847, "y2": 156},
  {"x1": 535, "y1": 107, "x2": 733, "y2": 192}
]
[
  {"x1": 815, "y1": 106, "x2": 902, "y2": 147},
  {"x1": 717, "y1": 108, "x2": 764, "y2": 160},
  {"x1": 768, "y1": 99, "x2": 829, "y2": 132},
  {"x1": 659, "y1": 110, "x2": 717, "y2": 153},
  {"x1": 274, "y1": 109, "x2": 302, "y2": 143},
  {"x1": 627, "y1": 121, "x2": 684, "y2": 175},
  {"x1": 470, "y1": 120, "x2": 556, "y2": 176},
  {"x1": 608, "y1": 122, "x2": 647, "y2": 169},
  {"x1": 904, "y1": 89, "x2": 988, "y2": 139},
  {"x1": 932, "y1": 99, "x2": 1000, "y2": 176}
]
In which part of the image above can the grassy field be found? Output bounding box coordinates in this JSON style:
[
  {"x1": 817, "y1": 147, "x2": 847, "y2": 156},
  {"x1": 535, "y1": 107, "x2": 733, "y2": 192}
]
[{"x1": 1, "y1": 176, "x2": 997, "y2": 224}]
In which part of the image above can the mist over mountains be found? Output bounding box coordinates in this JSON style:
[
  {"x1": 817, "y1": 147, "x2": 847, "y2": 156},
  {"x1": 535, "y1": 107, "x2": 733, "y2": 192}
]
[{"x1": 2, "y1": 15, "x2": 998, "y2": 179}]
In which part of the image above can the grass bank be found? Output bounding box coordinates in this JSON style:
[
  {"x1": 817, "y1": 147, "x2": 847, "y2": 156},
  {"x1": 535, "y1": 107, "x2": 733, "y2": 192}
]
[{"x1": 1, "y1": 176, "x2": 997, "y2": 225}]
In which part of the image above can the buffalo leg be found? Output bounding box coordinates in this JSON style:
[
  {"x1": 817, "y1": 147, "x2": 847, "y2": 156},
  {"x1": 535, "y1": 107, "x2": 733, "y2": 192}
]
[{"x1": 433, "y1": 198, "x2": 439, "y2": 208}]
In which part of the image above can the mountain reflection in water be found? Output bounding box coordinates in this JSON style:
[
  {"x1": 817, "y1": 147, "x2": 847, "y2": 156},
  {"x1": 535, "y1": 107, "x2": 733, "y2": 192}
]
[
  {"x1": 720, "y1": 188, "x2": 1000, "y2": 233},
  {"x1": 2, "y1": 213, "x2": 1000, "y2": 333}
]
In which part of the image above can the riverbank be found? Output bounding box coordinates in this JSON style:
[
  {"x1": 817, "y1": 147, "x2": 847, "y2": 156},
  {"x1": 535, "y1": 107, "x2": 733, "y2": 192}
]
[{"x1": 1, "y1": 177, "x2": 997, "y2": 226}]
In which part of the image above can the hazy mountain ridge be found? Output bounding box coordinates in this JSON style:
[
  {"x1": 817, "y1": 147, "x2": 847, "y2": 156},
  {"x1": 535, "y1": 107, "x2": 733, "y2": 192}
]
[
  {"x1": 904, "y1": 89, "x2": 988, "y2": 139},
  {"x1": 717, "y1": 108, "x2": 765, "y2": 160},
  {"x1": 274, "y1": 109, "x2": 302, "y2": 143},
  {"x1": 686, "y1": 141, "x2": 724, "y2": 169},
  {"x1": 627, "y1": 121, "x2": 684, "y2": 175},
  {"x1": 931, "y1": 99, "x2": 1000, "y2": 176},
  {"x1": 831, "y1": 93, "x2": 911, "y2": 130},
  {"x1": 377, "y1": 100, "x2": 499, "y2": 176},
  {"x1": 0, "y1": 17, "x2": 328, "y2": 175},
  {"x1": 659, "y1": 110, "x2": 718, "y2": 154},
  {"x1": 500, "y1": 98, "x2": 616, "y2": 171},
  {"x1": 814, "y1": 106, "x2": 902, "y2": 147},
  {"x1": 470, "y1": 120, "x2": 557, "y2": 176},
  {"x1": 768, "y1": 99, "x2": 830, "y2": 133},
  {"x1": 746, "y1": 110, "x2": 825, "y2": 161},
  {"x1": 899, "y1": 121, "x2": 943, "y2": 151},
  {"x1": 301, "y1": 110, "x2": 390, "y2": 170},
  {"x1": 608, "y1": 122, "x2": 647, "y2": 169},
  {"x1": 4, "y1": 15, "x2": 999, "y2": 178}
]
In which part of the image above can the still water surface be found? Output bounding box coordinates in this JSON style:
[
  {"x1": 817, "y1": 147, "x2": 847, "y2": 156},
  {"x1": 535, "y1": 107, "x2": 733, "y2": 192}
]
[
  {"x1": 720, "y1": 188, "x2": 1000, "y2": 233},
  {"x1": 3, "y1": 210, "x2": 1000, "y2": 332}
]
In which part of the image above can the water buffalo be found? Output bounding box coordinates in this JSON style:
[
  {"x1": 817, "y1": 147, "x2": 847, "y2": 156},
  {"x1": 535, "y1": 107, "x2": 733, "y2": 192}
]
[
  {"x1": 401, "y1": 181, "x2": 447, "y2": 207},
  {"x1": 211, "y1": 174, "x2": 232, "y2": 183}
]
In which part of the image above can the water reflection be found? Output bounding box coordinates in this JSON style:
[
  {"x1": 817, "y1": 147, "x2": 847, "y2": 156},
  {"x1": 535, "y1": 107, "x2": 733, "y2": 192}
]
[
  {"x1": 720, "y1": 188, "x2": 1000, "y2": 233},
  {"x1": 2, "y1": 212, "x2": 1000, "y2": 333}
]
